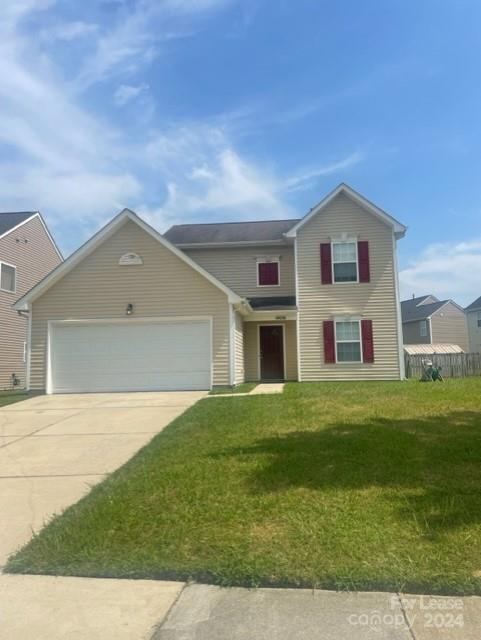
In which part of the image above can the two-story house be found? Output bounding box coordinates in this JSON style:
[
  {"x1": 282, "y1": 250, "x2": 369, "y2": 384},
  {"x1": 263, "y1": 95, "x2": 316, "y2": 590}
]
[
  {"x1": 14, "y1": 184, "x2": 407, "y2": 393},
  {"x1": 465, "y1": 296, "x2": 481, "y2": 353},
  {"x1": 0, "y1": 212, "x2": 62, "y2": 390},
  {"x1": 401, "y1": 295, "x2": 469, "y2": 351}
]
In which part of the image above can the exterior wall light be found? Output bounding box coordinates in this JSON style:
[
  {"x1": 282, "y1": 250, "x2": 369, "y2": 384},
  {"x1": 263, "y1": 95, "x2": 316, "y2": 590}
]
[{"x1": 126, "y1": 303, "x2": 134, "y2": 316}]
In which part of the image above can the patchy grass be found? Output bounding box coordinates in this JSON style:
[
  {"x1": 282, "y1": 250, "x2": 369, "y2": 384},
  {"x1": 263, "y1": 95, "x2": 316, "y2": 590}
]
[
  {"x1": 6, "y1": 379, "x2": 481, "y2": 595},
  {"x1": 0, "y1": 390, "x2": 28, "y2": 407},
  {"x1": 209, "y1": 383, "x2": 257, "y2": 395}
]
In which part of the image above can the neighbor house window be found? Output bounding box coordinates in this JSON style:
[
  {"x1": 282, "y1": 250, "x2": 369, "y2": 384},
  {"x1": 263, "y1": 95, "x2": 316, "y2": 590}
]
[
  {"x1": 477, "y1": 312, "x2": 481, "y2": 328},
  {"x1": 257, "y1": 259, "x2": 280, "y2": 286},
  {"x1": 332, "y1": 241, "x2": 358, "y2": 283},
  {"x1": 420, "y1": 320, "x2": 428, "y2": 337},
  {"x1": 0, "y1": 262, "x2": 16, "y2": 293},
  {"x1": 335, "y1": 320, "x2": 362, "y2": 362}
]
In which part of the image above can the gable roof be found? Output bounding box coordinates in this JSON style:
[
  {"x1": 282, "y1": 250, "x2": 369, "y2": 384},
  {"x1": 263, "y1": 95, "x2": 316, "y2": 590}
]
[
  {"x1": 401, "y1": 295, "x2": 464, "y2": 322},
  {"x1": 285, "y1": 183, "x2": 407, "y2": 239},
  {"x1": 164, "y1": 218, "x2": 300, "y2": 246},
  {"x1": 401, "y1": 299, "x2": 447, "y2": 322},
  {"x1": 465, "y1": 296, "x2": 481, "y2": 312},
  {"x1": 0, "y1": 211, "x2": 37, "y2": 238},
  {"x1": 0, "y1": 211, "x2": 63, "y2": 259},
  {"x1": 14, "y1": 209, "x2": 242, "y2": 311}
]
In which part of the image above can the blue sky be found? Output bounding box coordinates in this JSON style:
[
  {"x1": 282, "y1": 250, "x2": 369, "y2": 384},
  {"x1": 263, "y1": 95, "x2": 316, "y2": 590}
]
[{"x1": 1, "y1": 0, "x2": 481, "y2": 304}]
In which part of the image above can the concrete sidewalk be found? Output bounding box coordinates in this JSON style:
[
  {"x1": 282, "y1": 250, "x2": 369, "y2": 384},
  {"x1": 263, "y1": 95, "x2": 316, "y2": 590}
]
[{"x1": 153, "y1": 583, "x2": 481, "y2": 640}]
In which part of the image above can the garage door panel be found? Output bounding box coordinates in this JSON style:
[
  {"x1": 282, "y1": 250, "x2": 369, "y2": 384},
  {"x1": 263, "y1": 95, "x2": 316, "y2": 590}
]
[{"x1": 49, "y1": 321, "x2": 211, "y2": 393}]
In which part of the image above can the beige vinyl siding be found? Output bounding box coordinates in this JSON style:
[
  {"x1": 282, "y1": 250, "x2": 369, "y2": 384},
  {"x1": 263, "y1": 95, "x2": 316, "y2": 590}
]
[
  {"x1": 29, "y1": 220, "x2": 231, "y2": 390},
  {"x1": 467, "y1": 310, "x2": 481, "y2": 353},
  {"x1": 234, "y1": 311, "x2": 245, "y2": 384},
  {"x1": 244, "y1": 320, "x2": 298, "y2": 381},
  {"x1": 184, "y1": 246, "x2": 295, "y2": 298},
  {"x1": 0, "y1": 216, "x2": 61, "y2": 389},
  {"x1": 431, "y1": 303, "x2": 469, "y2": 351},
  {"x1": 297, "y1": 193, "x2": 401, "y2": 380},
  {"x1": 402, "y1": 320, "x2": 431, "y2": 344}
]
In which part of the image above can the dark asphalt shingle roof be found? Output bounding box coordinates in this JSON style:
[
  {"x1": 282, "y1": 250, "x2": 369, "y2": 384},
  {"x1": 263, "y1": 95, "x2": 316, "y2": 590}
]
[
  {"x1": 248, "y1": 296, "x2": 297, "y2": 310},
  {"x1": 0, "y1": 212, "x2": 36, "y2": 237},
  {"x1": 164, "y1": 219, "x2": 300, "y2": 245},
  {"x1": 401, "y1": 295, "x2": 448, "y2": 322},
  {"x1": 465, "y1": 296, "x2": 481, "y2": 312}
]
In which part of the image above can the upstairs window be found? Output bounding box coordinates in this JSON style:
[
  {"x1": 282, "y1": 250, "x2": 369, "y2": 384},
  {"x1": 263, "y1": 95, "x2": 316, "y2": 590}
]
[
  {"x1": 477, "y1": 312, "x2": 481, "y2": 328},
  {"x1": 420, "y1": 320, "x2": 428, "y2": 337},
  {"x1": 332, "y1": 241, "x2": 358, "y2": 283},
  {"x1": 0, "y1": 262, "x2": 16, "y2": 293},
  {"x1": 321, "y1": 240, "x2": 370, "y2": 284},
  {"x1": 257, "y1": 259, "x2": 280, "y2": 286}
]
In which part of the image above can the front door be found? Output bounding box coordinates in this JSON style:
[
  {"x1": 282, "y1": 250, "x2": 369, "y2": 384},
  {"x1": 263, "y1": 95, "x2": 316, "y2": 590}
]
[{"x1": 259, "y1": 325, "x2": 284, "y2": 380}]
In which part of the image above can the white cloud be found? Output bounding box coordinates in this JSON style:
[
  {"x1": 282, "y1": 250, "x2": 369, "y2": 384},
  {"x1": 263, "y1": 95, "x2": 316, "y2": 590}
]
[
  {"x1": 114, "y1": 82, "x2": 149, "y2": 106},
  {"x1": 283, "y1": 152, "x2": 364, "y2": 193},
  {"x1": 0, "y1": 7, "x2": 141, "y2": 235},
  {"x1": 0, "y1": 0, "x2": 365, "y2": 253},
  {"x1": 41, "y1": 21, "x2": 99, "y2": 41},
  {"x1": 400, "y1": 240, "x2": 481, "y2": 306},
  {"x1": 76, "y1": 0, "x2": 232, "y2": 90},
  {"x1": 144, "y1": 124, "x2": 294, "y2": 226}
]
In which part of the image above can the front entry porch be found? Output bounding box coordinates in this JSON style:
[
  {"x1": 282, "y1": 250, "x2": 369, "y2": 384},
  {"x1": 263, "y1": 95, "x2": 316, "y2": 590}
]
[{"x1": 243, "y1": 319, "x2": 298, "y2": 382}]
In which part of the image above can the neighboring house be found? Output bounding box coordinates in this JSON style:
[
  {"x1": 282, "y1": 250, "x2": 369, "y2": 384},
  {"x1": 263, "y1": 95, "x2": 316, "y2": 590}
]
[
  {"x1": 0, "y1": 212, "x2": 62, "y2": 390},
  {"x1": 465, "y1": 296, "x2": 481, "y2": 353},
  {"x1": 401, "y1": 295, "x2": 469, "y2": 351},
  {"x1": 14, "y1": 184, "x2": 407, "y2": 394}
]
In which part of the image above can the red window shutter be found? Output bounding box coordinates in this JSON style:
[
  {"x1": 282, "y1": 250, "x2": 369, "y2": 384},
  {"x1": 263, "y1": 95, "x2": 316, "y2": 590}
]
[
  {"x1": 361, "y1": 319, "x2": 374, "y2": 363},
  {"x1": 320, "y1": 243, "x2": 332, "y2": 284},
  {"x1": 323, "y1": 320, "x2": 336, "y2": 363},
  {"x1": 358, "y1": 241, "x2": 370, "y2": 283},
  {"x1": 258, "y1": 262, "x2": 279, "y2": 286}
]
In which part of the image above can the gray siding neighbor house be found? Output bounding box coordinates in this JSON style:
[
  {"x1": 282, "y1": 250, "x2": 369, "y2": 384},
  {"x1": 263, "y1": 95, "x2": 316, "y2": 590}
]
[
  {"x1": 465, "y1": 296, "x2": 481, "y2": 353},
  {"x1": 14, "y1": 184, "x2": 407, "y2": 393},
  {"x1": 0, "y1": 212, "x2": 62, "y2": 389},
  {"x1": 401, "y1": 295, "x2": 469, "y2": 351}
]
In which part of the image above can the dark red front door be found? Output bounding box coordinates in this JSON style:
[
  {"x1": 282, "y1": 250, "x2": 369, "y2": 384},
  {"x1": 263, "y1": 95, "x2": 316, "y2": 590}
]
[{"x1": 259, "y1": 325, "x2": 284, "y2": 380}]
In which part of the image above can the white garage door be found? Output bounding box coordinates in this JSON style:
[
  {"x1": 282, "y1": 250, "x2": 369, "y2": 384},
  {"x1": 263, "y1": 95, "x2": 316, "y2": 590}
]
[{"x1": 48, "y1": 320, "x2": 211, "y2": 393}]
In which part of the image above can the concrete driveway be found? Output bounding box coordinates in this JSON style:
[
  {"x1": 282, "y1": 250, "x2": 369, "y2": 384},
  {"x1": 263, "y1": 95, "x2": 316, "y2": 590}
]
[{"x1": 0, "y1": 391, "x2": 205, "y2": 566}]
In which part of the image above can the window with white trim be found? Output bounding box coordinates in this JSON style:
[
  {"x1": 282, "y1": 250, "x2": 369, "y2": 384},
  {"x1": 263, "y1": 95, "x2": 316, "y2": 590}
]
[
  {"x1": 332, "y1": 241, "x2": 358, "y2": 283},
  {"x1": 420, "y1": 320, "x2": 428, "y2": 337},
  {"x1": 335, "y1": 320, "x2": 362, "y2": 362},
  {"x1": 0, "y1": 262, "x2": 16, "y2": 293},
  {"x1": 477, "y1": 311, "x2": 481, "y2": 328},
  {"x1": 257, "y1": 257, "x2": 280, "y2": 286}
]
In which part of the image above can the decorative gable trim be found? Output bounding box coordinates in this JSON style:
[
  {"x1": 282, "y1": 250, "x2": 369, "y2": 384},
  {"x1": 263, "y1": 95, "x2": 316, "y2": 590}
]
[
  {"x1": 285, "y1": 183, "x2": 407, "y2": 239},
  {"x1": 14, "y1": 209, "x2": 242, "y2": 310}
]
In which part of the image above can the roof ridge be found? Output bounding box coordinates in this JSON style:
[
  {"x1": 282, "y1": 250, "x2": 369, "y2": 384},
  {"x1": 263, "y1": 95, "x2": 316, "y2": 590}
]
[
  {"x1": 0, "y1": 211, "x2": 40, "y2": 216},
  {"x1": 169, "y1": 218, "x2": 300, "y2": 228}
]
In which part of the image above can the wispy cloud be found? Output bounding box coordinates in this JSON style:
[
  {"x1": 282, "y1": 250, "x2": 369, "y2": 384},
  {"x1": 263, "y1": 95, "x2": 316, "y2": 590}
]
[
  {"x1": 114, "y1": 82, "x2": 149, "y2": 106},
  {"x1": 0, "y1": 4, "x2": 141, "y2": 235},
  {"x1": 142, "y1": 124, "x2": 293, "y2": 228},
  {"x1": 40, "y1": 21, "x2": 99, "y2": 41},
  {"x1": 400, "y1": 240, "x2": 481, "y2": 306},
  {"x1": 0, "y1": 0, "x2": 365, "y2": 253},
  {"x1": 75, "y1": 0, "x2": 232, "y2": 91},
  {"x1": 283, "y1": 152, "x2": 364, "y2": 193}
]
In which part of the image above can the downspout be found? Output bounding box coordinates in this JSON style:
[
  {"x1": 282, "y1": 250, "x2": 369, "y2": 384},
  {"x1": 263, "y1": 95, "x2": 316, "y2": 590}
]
[{"x1": 16, "y1": 305, "x2": 31, "y2": 391}]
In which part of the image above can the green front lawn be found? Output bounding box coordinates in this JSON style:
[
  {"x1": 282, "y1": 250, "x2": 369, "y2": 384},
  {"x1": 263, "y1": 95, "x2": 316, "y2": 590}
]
[
  {"x1": 6, "y1": 379, "x2": 481, "y2": 594},
  {"x1": 0, "y1": 390, "x2": 28, "y2": 407}
]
